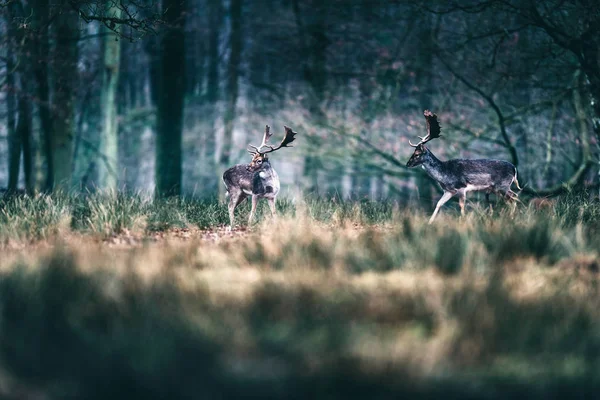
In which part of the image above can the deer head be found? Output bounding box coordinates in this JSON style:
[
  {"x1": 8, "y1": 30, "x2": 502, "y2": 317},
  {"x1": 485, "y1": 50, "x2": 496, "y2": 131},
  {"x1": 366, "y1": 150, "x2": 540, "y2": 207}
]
[
  {"x1": 406, "y1": 110, "x2": 442, "y2": 168},
  {"x1": 246, "y1": 125, "x2": 298, "y2": 171}
]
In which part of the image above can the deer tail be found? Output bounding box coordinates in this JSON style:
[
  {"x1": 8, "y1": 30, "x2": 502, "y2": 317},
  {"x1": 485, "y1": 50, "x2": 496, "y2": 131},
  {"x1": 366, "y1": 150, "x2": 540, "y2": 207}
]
[{"x1": 513, "y1": 168, "x2": 523, "y2": 191}]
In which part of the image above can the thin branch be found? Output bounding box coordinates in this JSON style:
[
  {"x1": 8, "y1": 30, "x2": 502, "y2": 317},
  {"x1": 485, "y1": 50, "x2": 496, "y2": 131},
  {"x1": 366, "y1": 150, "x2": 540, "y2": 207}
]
[{"x1": 435, "y1": 50, "x2": 519, "y2": 167}]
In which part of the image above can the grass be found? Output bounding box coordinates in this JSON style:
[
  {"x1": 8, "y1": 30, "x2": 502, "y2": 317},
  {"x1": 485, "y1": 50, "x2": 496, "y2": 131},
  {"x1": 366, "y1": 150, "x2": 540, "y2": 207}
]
[{"x1": 0, "y1": 190, "x2": 600, "y2": 398}]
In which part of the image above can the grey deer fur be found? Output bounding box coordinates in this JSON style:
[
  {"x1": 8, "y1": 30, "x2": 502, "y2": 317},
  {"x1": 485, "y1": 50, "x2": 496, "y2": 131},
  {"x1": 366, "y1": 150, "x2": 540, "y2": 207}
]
[
  {"x1": 222, "y1": 125, "x2": 297, "y2": 227},
  {"x1": 406, "y1": 110, "x2": 522, "y2": 224}
]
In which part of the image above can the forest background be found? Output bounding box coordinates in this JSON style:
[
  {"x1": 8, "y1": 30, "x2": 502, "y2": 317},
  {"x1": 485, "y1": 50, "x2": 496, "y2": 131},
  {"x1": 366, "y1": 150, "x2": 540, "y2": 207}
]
[{"x1": 1, "y1": 0, "x2": 598, "y2": 203}]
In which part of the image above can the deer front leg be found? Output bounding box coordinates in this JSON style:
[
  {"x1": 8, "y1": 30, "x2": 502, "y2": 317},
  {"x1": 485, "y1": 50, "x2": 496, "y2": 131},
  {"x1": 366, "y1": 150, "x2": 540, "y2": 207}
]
[
  {"x1": 267, "y1": 197, "x2": 277, "y2": 219},
  {"x1": 458, "y1": 191, "x2": 466, "y2": 216},
  {"x1": 429, "y1": 191, "x2": 454, "y2": 224},
  {"x1": 248, "y1": 195, "x2": 259, "y2": 226}
]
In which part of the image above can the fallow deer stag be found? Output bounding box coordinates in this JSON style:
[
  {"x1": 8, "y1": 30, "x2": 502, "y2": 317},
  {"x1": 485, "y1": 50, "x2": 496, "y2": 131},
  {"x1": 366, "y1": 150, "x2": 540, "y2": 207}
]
[
  {"x1": 222, "y1": 125, "x2": 298, "y2": 227},
  {"x1": 406, "y1": 110, "x2": 522, "y2": 224}
]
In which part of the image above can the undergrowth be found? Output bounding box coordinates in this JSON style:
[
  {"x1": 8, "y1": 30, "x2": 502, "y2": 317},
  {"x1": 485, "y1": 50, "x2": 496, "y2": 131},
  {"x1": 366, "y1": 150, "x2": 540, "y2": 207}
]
[
  {"x1": 1, "y1": 191, "x2": 599, "y2": 272},
  {"x1": 1, "y1": 191, "x2": 600, "y2": 398}
]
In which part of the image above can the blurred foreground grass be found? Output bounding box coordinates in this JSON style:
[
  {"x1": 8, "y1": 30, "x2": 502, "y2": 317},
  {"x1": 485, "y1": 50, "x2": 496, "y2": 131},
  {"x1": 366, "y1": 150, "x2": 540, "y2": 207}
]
[{"x1": 0, "y1": 191, "x2": 599, "y2": 398}]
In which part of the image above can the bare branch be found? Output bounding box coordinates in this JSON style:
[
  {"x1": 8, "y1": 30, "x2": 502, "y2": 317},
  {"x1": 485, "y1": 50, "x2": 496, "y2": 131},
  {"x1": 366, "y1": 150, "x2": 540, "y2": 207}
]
[{"x1": 434, "y1": 49, "x2": 520, "y2": 167}]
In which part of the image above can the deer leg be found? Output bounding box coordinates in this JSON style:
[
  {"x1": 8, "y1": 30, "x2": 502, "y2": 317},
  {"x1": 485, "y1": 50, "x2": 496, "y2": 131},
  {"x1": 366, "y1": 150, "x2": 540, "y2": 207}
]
[
  {"x1": 267, "y1": 197, "x2": 277, "y2": 219},
  {"x1": 458, "y1": 191, "x2": 466, "y2": 216},
  {"x1": 429, "y1": 191, "x2": 454, "y2": 224},
  {"x1": 506, "y1": 190, "x2": 520, "y2": 215},
  {"x1": 486, "y1": 192, "x2": 494, "y2": 213},
  {"x1": 248, "y1": 195, "x2": 259, "y2": 226},
  {"x1": 227, "y1": 191, "x2": 247, "y2": 228}
]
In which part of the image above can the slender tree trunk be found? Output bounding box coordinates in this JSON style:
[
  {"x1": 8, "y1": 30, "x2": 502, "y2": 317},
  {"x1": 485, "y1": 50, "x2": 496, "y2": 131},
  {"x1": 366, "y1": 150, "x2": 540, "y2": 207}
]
[
  {"x1": 6, "y1": 4, "x2": 19, "y2": 192},
  {"x1": 220, "y1": 0, "x2": 242, "y2": 170},
  {"x1": 31, "y1": 0, "x2": 53, "y2": 192},
  {"x1": 6, "y1": 58, "x2": 19, "y2": 192},
  {"x1": 207, "y1": 0, "x2": 221, "y2": 105},
  {"x1": 155, "y1": 0, "x2": 187, "y2": 197},
  {"x1": 206, "y1": 0, "x2": 222, "y2": 195},
  {"x1": 17, "y1": 94, "x2": 34, "y2": 193},
  {"x1": 98, "y1": 3, "x2": 122, "y2": 191},
  {"x1": 51, "y1": 3, "x2": 80, "y2": 192},
  {"x1": 6, "y1": 0, "x2": 34, "y2": 194}
]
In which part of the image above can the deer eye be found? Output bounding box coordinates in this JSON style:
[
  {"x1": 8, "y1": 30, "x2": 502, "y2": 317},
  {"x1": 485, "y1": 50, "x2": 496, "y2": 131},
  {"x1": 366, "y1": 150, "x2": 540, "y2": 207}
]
[{"x1": 257, "y1": 159, "x2": 262, "y2": 164}]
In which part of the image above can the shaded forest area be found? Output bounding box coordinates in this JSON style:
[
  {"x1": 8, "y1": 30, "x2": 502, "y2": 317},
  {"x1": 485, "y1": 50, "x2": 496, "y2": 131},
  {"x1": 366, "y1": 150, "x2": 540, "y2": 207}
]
[{"x1": 1, "y1": 0, "x2": 599, "y2": 203}]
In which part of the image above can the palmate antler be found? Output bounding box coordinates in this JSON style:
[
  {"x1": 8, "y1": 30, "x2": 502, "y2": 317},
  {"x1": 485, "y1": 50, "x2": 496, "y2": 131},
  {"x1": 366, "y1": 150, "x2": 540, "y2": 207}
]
[
  {"x1": 260, "y1": 126, "x2": 297, "y2": 154},
  {"x1": 409, "y1": 110, "x2": 442, "y2": 147},
  {"x1": 248, "y1": 125, "x2": 297, "y2": 155},
  {"x1": 248, "y1": 125, "x2": 274, "y2": 155}
]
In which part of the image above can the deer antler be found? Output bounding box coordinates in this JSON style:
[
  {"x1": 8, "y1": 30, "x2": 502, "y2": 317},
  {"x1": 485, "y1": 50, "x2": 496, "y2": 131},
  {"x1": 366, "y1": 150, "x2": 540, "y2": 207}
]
[
  {"x1": 409, "y1": 110, "x2": 442, "y2": 147},
  {"x1": 259, "y1": 126, "x2": 298, "y2": 154},
  {"x1": 248, "y1": 125, "x2": 274, "y2": 155}
]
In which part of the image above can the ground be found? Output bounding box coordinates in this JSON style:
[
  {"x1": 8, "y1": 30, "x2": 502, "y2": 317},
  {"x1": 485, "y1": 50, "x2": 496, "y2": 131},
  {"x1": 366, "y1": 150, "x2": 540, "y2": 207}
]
[{"x1": 0, "y1": 193, "x2": 599, "y2": 399}]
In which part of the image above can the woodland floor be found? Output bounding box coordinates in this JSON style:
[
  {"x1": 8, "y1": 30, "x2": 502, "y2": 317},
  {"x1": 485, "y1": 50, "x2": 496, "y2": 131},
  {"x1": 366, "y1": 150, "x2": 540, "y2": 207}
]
[{"x1": 0, "y1": 193, "x2": 599, "y2": 399}]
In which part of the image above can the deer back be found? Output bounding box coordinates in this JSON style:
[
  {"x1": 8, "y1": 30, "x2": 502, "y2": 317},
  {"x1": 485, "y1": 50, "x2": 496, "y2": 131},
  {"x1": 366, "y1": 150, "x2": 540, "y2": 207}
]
[
  {"x1": 422, "y1": 153, "x2": 517, "y2": 193},
  {"x1": 223, "y1": 161, "x2": 280, "y2": 197}
]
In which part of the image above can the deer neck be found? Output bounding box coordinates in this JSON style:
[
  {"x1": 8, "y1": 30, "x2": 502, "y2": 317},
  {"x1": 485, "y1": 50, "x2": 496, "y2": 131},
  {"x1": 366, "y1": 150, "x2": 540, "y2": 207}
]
[{"x1": 420, "y1": 151, "x2": 446, "y2": 182}]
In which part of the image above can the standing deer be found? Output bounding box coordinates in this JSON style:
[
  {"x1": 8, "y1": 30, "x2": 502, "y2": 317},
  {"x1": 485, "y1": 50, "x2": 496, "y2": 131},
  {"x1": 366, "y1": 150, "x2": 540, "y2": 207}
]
[
  {"x1": 406, "y1": 110, "x2": 522, "y2": 224},
  {"x1": 223, "y1": 125, "x2": 298, "y2": 227}
]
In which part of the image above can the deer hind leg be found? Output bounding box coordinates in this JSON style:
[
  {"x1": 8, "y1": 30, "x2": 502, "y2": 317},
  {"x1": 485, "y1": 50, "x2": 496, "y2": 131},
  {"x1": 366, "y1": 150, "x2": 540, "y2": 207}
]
[
  {"x1": 248, "y1": 195, "x2": 259, "y2": 226},
  {"x1": 501, "y1": 189, "x2": 520, "y2": 215},
  {"x1": 227, "y1": 191, "x2": 247, "y2": 228},
  {"x1": 429, "y1": 191, "x2": 455, "y2": 224}
]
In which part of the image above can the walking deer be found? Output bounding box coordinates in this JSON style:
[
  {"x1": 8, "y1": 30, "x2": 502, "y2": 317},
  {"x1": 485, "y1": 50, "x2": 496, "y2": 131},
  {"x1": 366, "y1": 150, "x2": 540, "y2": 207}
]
[
  {"x1": 223, "y1": 125, "x2": 298, "y2": 227},
  {"x1": 406, "y1": 110, "x2": 522, "y2": 224}
]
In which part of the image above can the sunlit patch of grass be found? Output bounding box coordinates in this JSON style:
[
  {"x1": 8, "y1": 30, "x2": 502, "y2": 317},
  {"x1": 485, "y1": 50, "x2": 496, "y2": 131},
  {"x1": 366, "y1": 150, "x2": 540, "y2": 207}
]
[
  {"x1": 0, "y1": 194, "x2": 71, "y2": 242},
  {"x1": 0, "y1": 191, "x2": 599, "y2": 273},
  {"x1": 181, "y1": 196, "x2": 229, "y2": 228},
  {"x1": 146, "y1": 197, "x2": 189, "y2": 231},
  {"x1": 73, "y1": 191, "x2": 148, "y2": 237}
]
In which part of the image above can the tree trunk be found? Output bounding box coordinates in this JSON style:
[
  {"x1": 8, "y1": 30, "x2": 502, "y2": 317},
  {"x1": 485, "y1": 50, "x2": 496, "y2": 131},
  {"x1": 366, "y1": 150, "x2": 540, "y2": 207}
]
[
  {"x1": 6, "y1": 0, "x2": 34, "y2": 194},
  {"x1": 220, "y1": 0, "x2": 243, "y2": 172},
  {"x1": 306, "y1": 0, "x2": 327, "y2": 106},
  {"x1": 51, "y1": 4, "x2": 80, "y2": 192},
  {"x1": 579, "y1": 29, "x2": 600, "y2": 139},
  {"x1": 155, "y1": 0, "x2": 187, "y2": 197},
  {"x1": 205, "y1": 0, "x2": 223, "y2": 194},
  {"x1": 6, "y1": 55, "x2": 19, "y2": 192},
  {"x1": 293, "y1": 0, "x2": 327, "y2": 194},
  {"x1": 17, "y1": 94, "x2": 34, "y2": 193},
  {"x1": 6, "y1": 3, "x2": 19, "y2": 192},
  {"x1": 98, "y1": 3, "x2": 122, "y2": 191},
  {"x1": 31, "y1": 0, "x2": 53, "y2": 192}
]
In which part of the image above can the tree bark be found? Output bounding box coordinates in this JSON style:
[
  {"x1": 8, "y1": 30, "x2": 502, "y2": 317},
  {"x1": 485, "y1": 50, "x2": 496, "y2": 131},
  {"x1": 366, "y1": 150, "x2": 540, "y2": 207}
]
[
  {"x1": 6, "y1": 50, "x2": 19, "y2": 193},
  {"x1": 155, "y1": 0, "x2": 186, "y2": 197},
  {"x1": 293, "y1": 0, "x2": 327, "y2": 194},
  {"x1": 98, "y1": 2, "x2": 122, "y2": 191},
  {"x1": 205, "y1": 0, "x2": 222, "y2": 193},
  {"x1": 17, "y1": 94, "x2": 33, "y2": 194},
  {"x1": 6, "y1": 0, "x2": 34, "y2": 194},
  {"x1": 51, "y1": 3, "x2": 80, "y2": 192},
  {"x1": 6, "y1": 3, "x2": 19, "y2": 192},
  {"x1": 31, "y1": 0, "x2": 53, "y2": 192},
  {"x1": 220, "y1": 0, "x2": 243, "y2": 169}
]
